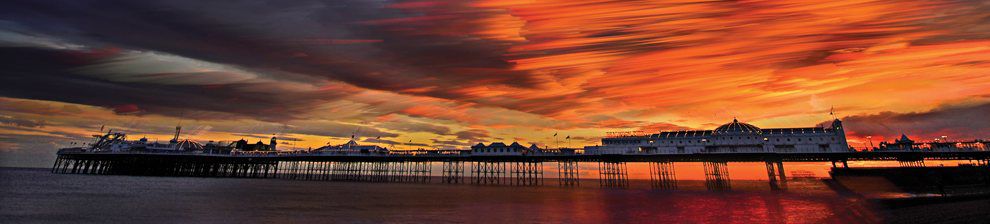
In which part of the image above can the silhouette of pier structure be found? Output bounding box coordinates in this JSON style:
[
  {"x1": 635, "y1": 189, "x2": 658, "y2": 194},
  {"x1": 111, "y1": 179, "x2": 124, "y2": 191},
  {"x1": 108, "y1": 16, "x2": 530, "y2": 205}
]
[
  {"x1": 53, "y1": 152, "x2": 990, "y2": 190},
  {"x1": 765, "y1": 160, "x2": 787, "y2": 190},
  {"x1": 703, "y1": 161, "x2": 731, "y2": 190},
  {"x1": 557, "y1": 160, "x2": 580, "y2": 187},
  {"x1": 598, "y1": 161, "x2": 629, "y2": 188}
]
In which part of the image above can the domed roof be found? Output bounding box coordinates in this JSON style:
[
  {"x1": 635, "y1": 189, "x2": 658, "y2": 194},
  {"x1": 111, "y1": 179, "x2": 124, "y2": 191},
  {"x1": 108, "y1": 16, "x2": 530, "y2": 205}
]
[
  {"x1": 176, "y1": 139, "x2": 203, "y2": 151},
  {"x1": 714, "y1": 119, "x2": 761, "y2": 135}
]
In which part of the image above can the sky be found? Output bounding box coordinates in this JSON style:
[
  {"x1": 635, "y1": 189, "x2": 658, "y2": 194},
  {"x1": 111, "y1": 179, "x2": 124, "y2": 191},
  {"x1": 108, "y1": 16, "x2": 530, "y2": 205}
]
[{"x1": 1, "y1": 0, "x2": 989, "y2": 167}]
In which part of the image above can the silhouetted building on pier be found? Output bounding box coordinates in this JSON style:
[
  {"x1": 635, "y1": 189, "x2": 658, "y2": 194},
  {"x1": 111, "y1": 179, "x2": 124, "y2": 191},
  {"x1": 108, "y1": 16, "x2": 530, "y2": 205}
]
[
  {"x1": 471, "y1": 142, "x2": 543, "y2": 155},
  {"x1": 585, "y1": 119, "x2": 851, "y2": 154},
  {"x1": 879, "y1": 134, "x2": 916, "y2": 151},
  {"x1": 316, "y1": 140, "x2": 389, "y2": 154},
  {"x1": 201, "y1": 137, "x2": 277, "y2": 154},
  {"x1": 877, "y1": 134, "x2": 988, "y2": 151}
]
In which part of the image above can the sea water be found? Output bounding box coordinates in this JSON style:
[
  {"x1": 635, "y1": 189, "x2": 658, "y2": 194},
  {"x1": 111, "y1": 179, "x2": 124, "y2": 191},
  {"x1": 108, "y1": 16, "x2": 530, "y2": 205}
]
[{"x1": 0, "y1": 167, "x2": 885, "y2": 223}]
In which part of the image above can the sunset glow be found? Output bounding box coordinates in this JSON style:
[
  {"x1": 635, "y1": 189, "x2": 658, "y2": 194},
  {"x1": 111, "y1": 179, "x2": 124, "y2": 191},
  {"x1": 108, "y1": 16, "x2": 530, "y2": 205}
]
[{"x1": 2, "y1": 0, "x2": 989, "y2": 167}]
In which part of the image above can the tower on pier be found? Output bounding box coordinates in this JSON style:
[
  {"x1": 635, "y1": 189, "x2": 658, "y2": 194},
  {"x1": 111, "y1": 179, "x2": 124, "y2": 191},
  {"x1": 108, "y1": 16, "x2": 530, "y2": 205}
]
[{"x1": 270, "y1": 136, "x2": 278, "y2": 151}]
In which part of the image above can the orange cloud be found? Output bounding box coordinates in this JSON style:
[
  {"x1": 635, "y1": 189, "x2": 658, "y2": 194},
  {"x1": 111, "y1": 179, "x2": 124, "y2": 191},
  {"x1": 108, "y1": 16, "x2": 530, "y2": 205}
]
[{"x1": 4, "y1": 0, "x2": 990, "y2": 164}]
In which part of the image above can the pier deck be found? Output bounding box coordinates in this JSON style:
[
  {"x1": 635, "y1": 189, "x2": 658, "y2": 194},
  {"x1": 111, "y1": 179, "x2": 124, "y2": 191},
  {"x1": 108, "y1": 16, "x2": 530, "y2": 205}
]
[
  {"x1": 52, "y1": 151, "x2": 990, "y2": 190},
  {"x1": 54, "y1": 151, "x2": 990, "y2": 162}
]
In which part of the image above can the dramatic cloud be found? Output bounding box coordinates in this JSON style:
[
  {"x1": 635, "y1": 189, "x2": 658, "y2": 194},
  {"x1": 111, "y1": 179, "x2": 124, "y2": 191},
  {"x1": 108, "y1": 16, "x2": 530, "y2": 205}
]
[
  {"x1": 362, "y1": 137, "x2": 431, "y2": 147},
  {"x1": 0, "y1": 46, "x2": 357, "y2": 121},
  {"x1": 2, "y1": 0, "x2": 990, "y2": 167},
  {"x1": 454, "y1": 129, "x2": 492, "y2": 143},
  {"x1": 0, "y1": 115, "x2": 46, "y2": 128},
  {"x1": 376, "y1": 119, "x2": 453, "y2": 135},
  {"x1": 842, "y1": 100, "x2": 990, "y2": 141}
]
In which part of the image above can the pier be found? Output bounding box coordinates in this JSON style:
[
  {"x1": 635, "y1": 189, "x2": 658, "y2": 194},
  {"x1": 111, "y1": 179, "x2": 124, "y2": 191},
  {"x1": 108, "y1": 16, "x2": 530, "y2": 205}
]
[{"x1": 52, "y1": 151, "x2": 990, "y2": 190}]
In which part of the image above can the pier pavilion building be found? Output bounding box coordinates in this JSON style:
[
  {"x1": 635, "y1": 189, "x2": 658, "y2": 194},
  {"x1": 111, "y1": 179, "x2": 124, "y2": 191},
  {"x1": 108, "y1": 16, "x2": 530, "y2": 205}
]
[
  {"x1": 584, "y1": 119, "x2": 851, "y2": 155},
  {"x1": 471, "y1": 142, "x2": 543, "y2": 155},
  {"x1": 316, "y1": 140, "x2": 389, "y2": 154}
]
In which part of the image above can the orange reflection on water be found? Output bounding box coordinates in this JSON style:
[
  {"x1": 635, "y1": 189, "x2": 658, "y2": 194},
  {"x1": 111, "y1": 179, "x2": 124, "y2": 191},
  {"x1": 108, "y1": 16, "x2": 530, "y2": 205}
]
[
  {"x1": 529, "y1": 186, "x2": 865, "y2": 223},
  {"x1": 558, "y1": 160, "x2": 971, "y2": 180}
]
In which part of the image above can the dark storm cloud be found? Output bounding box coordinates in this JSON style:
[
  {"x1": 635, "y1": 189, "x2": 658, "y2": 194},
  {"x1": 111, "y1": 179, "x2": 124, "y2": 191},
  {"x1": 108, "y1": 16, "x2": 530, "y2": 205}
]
[
  {"x1": 377, "y1": 121, "x2": 451, "y2": 135},
  {"x1": 0, "y1": 0, "x2": 538, "y2": 121},
  {"x1": 0, "y1": 47, "x2": 352, "y2": 121},
  {"x1": 841, "y1": 101, "x2": 990, "y2": 140},
  {"x1": 287, "y1": 120, "x2": 399, "y2": 139},
  {"x1": 232, "y1": 133, "x2": 304, "y2": 142},
  {"x1": 0, "y1": 98, "x2": 85, "y2": 116},
  {"x1": 454, "y1": 129, "x2": 490, "y2": 143}
]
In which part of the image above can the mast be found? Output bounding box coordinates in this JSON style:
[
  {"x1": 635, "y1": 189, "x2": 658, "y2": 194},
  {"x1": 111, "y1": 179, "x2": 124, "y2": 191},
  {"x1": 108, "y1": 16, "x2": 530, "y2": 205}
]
[{"x1": 170, "y1": 125, "x2": 181, "y2": 144}]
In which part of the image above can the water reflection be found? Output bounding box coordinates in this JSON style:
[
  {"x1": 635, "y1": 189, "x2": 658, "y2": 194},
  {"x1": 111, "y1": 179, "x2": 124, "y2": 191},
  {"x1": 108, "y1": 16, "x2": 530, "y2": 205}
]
[
  {"x1": 264, "y1": 160, "x2": 977, "y2": 192},
  {"x1": 5, "y1": 168, "x2": 885, "y2": 223}
]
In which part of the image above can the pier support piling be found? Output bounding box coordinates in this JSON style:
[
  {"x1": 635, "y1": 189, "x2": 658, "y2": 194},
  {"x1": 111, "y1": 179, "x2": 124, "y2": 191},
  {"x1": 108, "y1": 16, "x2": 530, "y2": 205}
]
[
  {"x1": 557, "y1": 161, "x2": 580, "y2": 187},
  {"x1": 510, "y1": 162, "x2": 543, "y2": 186},
  {"x1": 649, "y1": 161, "x2": 677, "y2": 190},
  {"x1": 472, "y1": 161, "x2": 505, "y2": 185},
  {"x1": 899, "y1": 160, "x2": 926, "y2": 167},
  {"x1": 765, "y1": 161, "x2": 787, "y2": 190},
  {"x1": 598, "y1": 161, "x2": 628, "y2": 188},
  {"x1": 704, "y1": 161, "x2": 731, "y2": 191},
  {"x1": 441, "y1": 161, "x2": 465, "y2": 184}
]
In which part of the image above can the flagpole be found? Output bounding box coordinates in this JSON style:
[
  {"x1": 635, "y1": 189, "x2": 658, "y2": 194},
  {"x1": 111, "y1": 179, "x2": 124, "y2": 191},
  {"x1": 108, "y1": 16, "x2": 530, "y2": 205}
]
[{"x1": 830, "y1": 106, "x2": 836, "y2": 120}]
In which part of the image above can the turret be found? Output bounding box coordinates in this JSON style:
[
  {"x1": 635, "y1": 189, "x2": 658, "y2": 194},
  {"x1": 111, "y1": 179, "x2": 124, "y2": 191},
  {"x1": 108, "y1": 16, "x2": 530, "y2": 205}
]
[
  {"x1": 831, "y1": 119, "x2": 843, "y2": 131},
  {"x1": 831, "y1": 119, "x2": 850, "y2": 151},
  {"x1": 234, "y1": 139, "x2": 248, "y2": 150},
  {"x1": 270, "y1": 136, "x2": 277, "y2": 151}
]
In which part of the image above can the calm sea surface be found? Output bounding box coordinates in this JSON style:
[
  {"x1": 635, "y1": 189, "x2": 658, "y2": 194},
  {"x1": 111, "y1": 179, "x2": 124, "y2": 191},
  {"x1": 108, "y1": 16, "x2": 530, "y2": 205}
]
[{"x1": 0, "y1": 167, "x2": 894, "y2": 224}]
